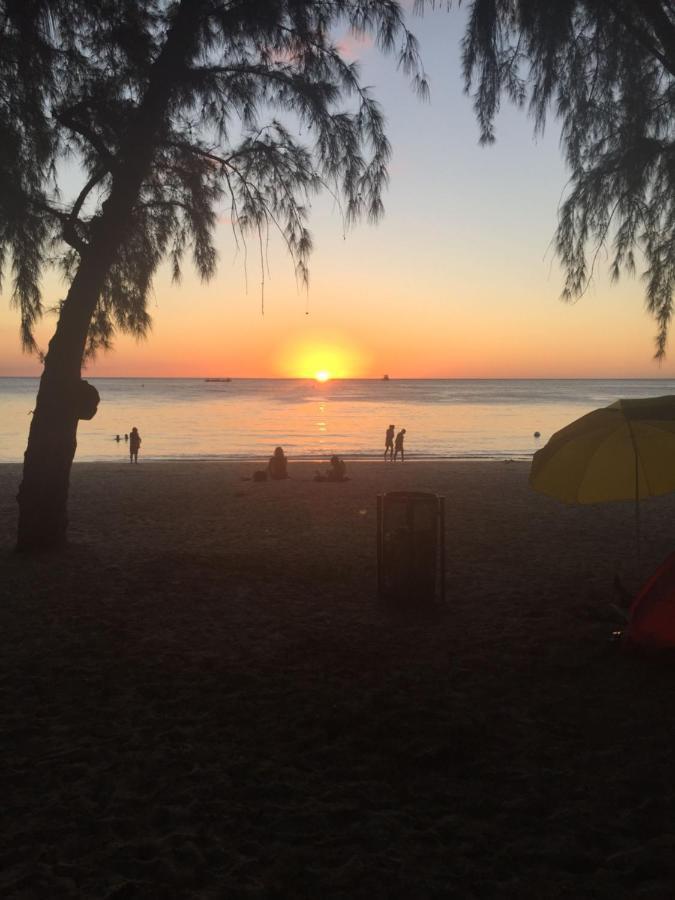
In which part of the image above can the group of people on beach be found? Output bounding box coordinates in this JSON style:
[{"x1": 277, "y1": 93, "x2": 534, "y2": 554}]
[
  {"x1": 116, "y1": 423, "x2": 406, "y2": 471},
  {"x1": 258, "y1": 424, "x2": 407, "y2": 481},
  {"x1": 384, "y1": 424, "x2": 406, "y2": 462},
  {"x1": 256, "y1": 447, "x2": 348, "y2": 482},
  {"x1": 115, "y1": 428, "x2": 142, "y2": 463}
]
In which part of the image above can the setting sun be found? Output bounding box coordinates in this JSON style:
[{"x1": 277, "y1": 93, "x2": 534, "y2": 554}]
[{"x1": 277, "y1": 337, "x2": 367, "y2": 379}]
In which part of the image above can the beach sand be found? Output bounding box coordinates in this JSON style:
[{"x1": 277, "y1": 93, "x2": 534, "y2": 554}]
[{"x1": 3, "y1": 460, "x2": 675, "y2": 898}]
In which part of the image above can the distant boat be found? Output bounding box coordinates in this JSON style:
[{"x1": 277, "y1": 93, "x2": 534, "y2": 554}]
[
  {"x1": 382, "y1": 374, "x2": 390, "y2": 381},
  {"x1": 205, "y1": 377, "x2": 232, "y2": 382}
]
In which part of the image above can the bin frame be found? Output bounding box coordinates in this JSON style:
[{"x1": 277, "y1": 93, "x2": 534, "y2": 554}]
[{"x1": 376, "y1": 491, "x2": 446, "y2": 607}]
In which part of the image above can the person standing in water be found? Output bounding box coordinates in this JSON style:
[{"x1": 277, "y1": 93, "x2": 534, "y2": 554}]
[
  {"x1": 394, "y1": 428, "x2": 406, "y2": 462},
  {"x1": 384, "y1": 424, "x2": 395, "y2": 461},
  {"x1": 129, "y1": 427, "x2": 142, "y2": 463}
]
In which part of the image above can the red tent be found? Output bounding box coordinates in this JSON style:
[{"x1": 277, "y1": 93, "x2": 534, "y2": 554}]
[{"x1": 627, "y1": 551, "x2": 675, "y2": 648}]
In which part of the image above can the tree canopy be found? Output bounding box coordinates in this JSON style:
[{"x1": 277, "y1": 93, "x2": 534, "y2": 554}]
[
  {"x1": 427, "y1": 0, "x2": 675, "y2": 356},
  {"x1": 0, "y1": 0, "x2": 427, "y2": 358}
]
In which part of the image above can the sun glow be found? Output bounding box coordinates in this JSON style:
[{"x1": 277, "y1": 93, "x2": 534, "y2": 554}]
[{"x1": 279, "y1": 338, "x2": 366, "y2": 380}]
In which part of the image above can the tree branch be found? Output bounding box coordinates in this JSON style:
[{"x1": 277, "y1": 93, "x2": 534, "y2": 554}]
[
  {"x1": 612, "y1": 1, "x2": 675, "y2": 78},
  {"x1": 35, "y1": 200, "x2": 88, "y2": 254},
  {"x1": 68, "y1": 168, "x2": 107, "y2": 230},
  {"x1": 55, "y1": 105, "x2": 116, "y2": 168},
  {"x1": 632, "y1": 0, "x2": 675, "y2": 71}
]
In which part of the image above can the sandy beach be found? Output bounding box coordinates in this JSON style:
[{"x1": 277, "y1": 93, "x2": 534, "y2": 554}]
[{"x1": 3, "y1": 459, "x2": 675, "y2": 897}]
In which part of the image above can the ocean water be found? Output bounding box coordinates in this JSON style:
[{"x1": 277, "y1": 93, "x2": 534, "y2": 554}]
[{"x1": 2, "y1": 377, "x2": 675, "y2": 463}]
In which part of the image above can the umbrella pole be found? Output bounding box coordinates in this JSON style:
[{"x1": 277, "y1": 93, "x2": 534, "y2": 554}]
[
  {"x1": 634, "y1": 445, "x2": 642, "y2": 582},
  {"x1": 635, "y1": 494, "x2": 641, "y2": 580}
]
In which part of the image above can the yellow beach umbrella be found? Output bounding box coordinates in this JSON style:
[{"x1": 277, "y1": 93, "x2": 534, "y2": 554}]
[{"x1": 530, "y1": 396, "x2": 675, "y2": 565}]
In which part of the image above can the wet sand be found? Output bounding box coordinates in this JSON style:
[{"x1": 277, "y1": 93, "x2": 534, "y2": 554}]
[{"x1": 2, "y1": 460, "x2": 675, "y2": 898}]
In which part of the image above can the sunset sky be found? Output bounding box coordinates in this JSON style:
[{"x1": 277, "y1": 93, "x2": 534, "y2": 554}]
[{"x1": 1, "y1": 5, "x2": 673, "y2": 379}]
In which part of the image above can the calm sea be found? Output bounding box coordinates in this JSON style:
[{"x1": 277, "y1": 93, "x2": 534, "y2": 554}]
[{"x1": 2, "y1": 377, "x2": 675, "y2": 463}]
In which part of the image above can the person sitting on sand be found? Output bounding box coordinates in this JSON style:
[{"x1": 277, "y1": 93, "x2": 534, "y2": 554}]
[
  {"x1": 394, "y1": 428, "x2": 406, "y2": 462},
  {"x1": 314, "y1": 455, "x2": 348, "y2": 482},
  {"x1": 129, "y1": 426, "x2": 142, "y2": 464},
  {"x1": 384, "y1": 424, "x2": 395, "y2": 461},
  {"x1": 267, "y1": 446, "x2": 289, "y2": 480}
]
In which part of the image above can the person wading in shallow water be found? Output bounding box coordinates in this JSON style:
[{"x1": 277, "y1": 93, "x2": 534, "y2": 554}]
[
  {"x1": 384, "y1": 424, "x2": 395, "y2": 461},
  {"x1": 394, "y1": 428, "x2": 406, "y2": 462},
  {"x1": 129, "y1": 427, "x2": 142, "y2": 464}
]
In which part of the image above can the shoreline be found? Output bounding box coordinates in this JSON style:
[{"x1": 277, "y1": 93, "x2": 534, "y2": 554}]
[
  {"x1": 0, "y1": 454, "x2": 534, "y2": 467},
  {"x1": 5, "y1": 379, "x2": 674, "y2": 467}
]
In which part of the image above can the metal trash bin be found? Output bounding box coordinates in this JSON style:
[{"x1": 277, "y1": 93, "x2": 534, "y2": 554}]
[{"x1": 376, "y1": 491, "x2": 445, "y2": 608}]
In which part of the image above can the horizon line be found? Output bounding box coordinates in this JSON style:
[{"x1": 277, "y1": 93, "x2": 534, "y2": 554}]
[{"x1": 3, "y1": 374, "x2": 675, "y2": 381}]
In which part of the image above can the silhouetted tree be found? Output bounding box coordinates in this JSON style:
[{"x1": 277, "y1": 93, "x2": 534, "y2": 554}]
[
  {"x1": 1, "y1": 0, "x2": 427, "y2": 550},
  {"x1": 425, "y1": 0, "x2": 675, "y2": 356}
]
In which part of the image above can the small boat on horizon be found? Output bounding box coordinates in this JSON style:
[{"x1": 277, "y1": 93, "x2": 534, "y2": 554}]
[{"x1": 382, "y1": 374, "x2": 390, "y2": 381}]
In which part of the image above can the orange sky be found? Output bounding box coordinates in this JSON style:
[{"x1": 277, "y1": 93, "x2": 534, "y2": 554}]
[{"x1": 2, "y1": 7, "x2": 674, "y2": 380}]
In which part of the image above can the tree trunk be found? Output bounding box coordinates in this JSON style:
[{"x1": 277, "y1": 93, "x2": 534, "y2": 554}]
[
  {"x1": 15, "y1": 0, "x2": 204, "y2": 551},
  {"x1": 16, "y1": 260, "x2": 109, "y2": 551}
]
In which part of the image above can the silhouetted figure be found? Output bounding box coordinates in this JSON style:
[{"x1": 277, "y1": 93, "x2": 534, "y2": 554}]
[
  {"x1": 394, "y1": 428, "x2": 406, "y2": 462},
  {"x1": 384, "y1": 424, "x2": 395, "y2": 461},
  {"x1": 115, "y1": 434, "x2": 121, "y2": 442},
  {"x1": 129, "y1": 427, "x2": 141, "y2": 463},
  {"x1": 124, "y1": 433, "x2": 129, "y2": 441},
  {"x1": 314, "y1": 455, "x2": 348, "y2": 482},
  {"x1": 267, "y1": 446, "x2": 289, "y2": 480}
]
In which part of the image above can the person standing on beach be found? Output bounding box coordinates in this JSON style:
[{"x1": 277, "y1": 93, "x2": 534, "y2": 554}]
[
  {"x1": 394, "y1": 428, "x2": 406, "y2": 462},
  {"x1": 129, "y1": 427, "x2": 142, "y2": 464},
  {"x1": 384, "y1": 424, "x2": 395, "y2": 461}
]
